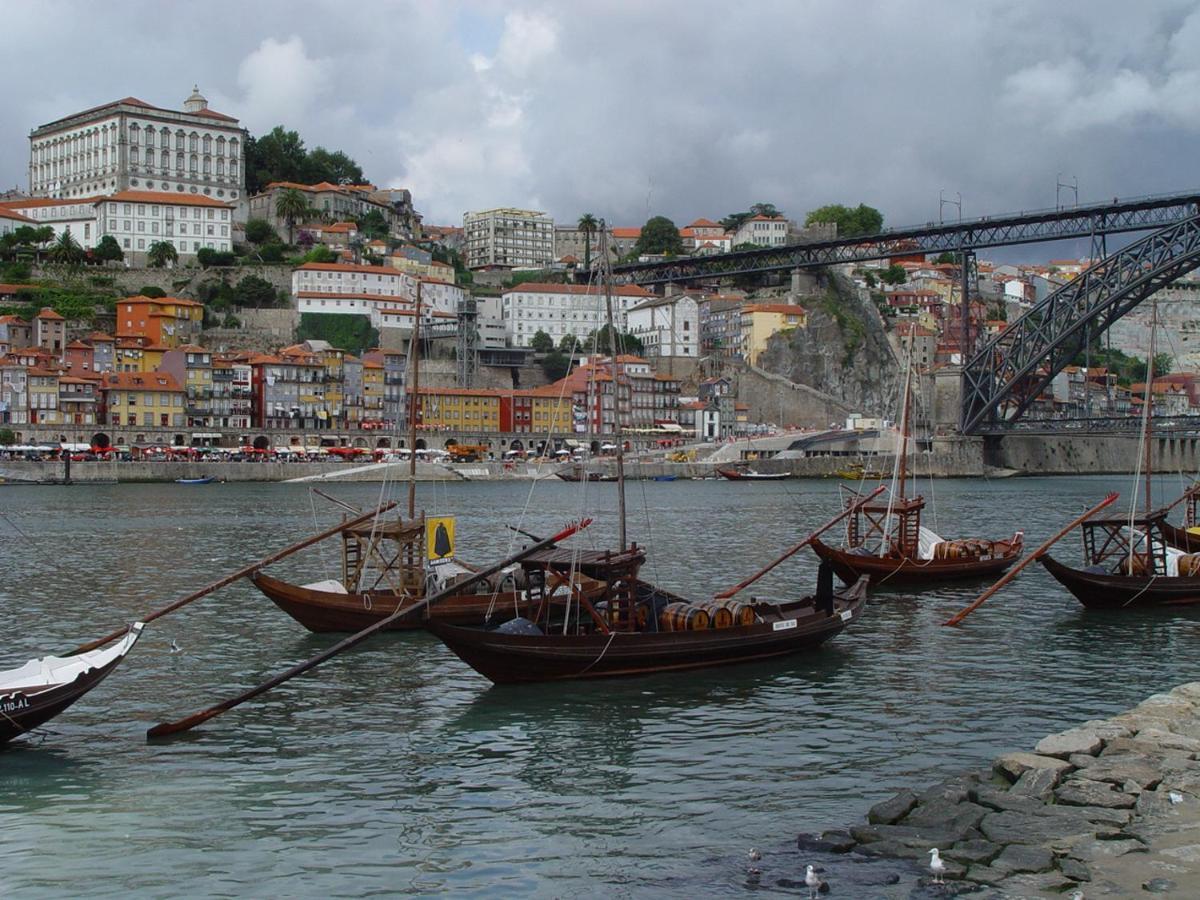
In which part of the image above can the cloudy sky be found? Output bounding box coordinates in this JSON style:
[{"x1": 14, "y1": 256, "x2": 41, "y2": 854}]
[{"x1": 3, "y1": 0, "x2": 1200, "y2": 237}]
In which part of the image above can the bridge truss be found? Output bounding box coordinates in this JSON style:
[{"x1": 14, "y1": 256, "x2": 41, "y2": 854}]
[
  {"x1": 960, "y1": 214, "x2": 1200, "y2": 435},
  {"x1": 613, "y1": 192, "x2": 1200, "y2": 285}
]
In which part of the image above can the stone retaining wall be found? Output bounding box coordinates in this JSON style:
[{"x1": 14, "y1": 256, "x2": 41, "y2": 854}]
[{"x1": 799, "y1": 684, "x2": 1200, "y2": 896}]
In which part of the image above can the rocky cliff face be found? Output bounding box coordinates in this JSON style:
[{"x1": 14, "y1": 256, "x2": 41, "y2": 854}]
[{"x1": 755, "y1": 271, "x2": 900, "y2": 416}]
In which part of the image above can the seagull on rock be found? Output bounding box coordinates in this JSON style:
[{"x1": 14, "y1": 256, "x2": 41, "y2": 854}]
[
  {"x1": 928, "y1": 848, "x2": 946, "y2": 884},
  {"x1": 805, "y1": 864, "x2": 821, "y2": 899}
]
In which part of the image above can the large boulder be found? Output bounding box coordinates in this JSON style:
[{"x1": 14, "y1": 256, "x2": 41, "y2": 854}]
[
  {"x1": 1034, "y1": 728, "x2": 1104, "y2": 759},
  {"x1": 867, "y1": 789, "x2": 917, "y2": 825},
  {"x1": 1074, "y1": 754, "x2": 1164, "y2": 790},
  {"x1": 992, "y1": 752, "x2": 1073, "y2": 784},
  {"x1": 1055, "y1": 778, "x2": 1138, "y2": 809}
]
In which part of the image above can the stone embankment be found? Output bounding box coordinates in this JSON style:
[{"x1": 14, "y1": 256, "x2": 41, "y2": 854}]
[{"x1": 801, "y1": 684, "x2": 1200, "y2": 896}]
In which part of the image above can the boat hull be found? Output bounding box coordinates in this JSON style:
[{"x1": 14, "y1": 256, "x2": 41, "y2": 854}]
[
  {"x1": 1040, "y1": 554, "x2": 1200, "y2": 608},
  {"x1": 1, "y1": 624, "x2": 142, "y2": 744},
  {"x1": 716, "y1": 468, "x2": 790, "y2": 481},
  {"x1": 425, "y1": 581, "x2": 867, "y2": 685},
  {"x1": 809, "y1": 537, "x2": 1021, "y2": 587},
  {"x1": 251, "y1": 571, "x2": 534, "y2": 633}
]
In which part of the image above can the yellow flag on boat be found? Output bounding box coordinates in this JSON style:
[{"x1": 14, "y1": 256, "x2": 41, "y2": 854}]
[{"x1": 427, "y1": 516, "x2": 456, "y2": 560}]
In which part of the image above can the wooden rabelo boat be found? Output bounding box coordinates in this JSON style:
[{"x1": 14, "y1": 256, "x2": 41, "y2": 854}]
[
  {"x1": 251, "y1": 514, "x2": 604, "y2": 633},
  {"x1": 1039, "y1": 512, "x2": 1200, "y2": 608},
  {"x1": 810, "y1": 357, "x2": 1022, "y2": 587},
  {"x1": 427, "y1": 548, "x2": 868, "y2": 684},
  {"x1": 1, "y1": 623, "x2": 143, "y2": 744},
  {"x1": 424, "y1": 224, "x2": 868, "y2": 685},
  {"x1": 1036, "y1": 302, "x2": 1200, "y2": 609}
]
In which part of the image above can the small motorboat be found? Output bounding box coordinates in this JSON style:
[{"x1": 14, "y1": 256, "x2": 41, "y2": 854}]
[
  {"x1": 175, "y1": 476, "x2": 217, "y2": 485},
  {"x1": 716, "y1": 465, "x2": 790, "y2": 481},
  {"x1": 1, "y1": 623, "x2": 143, "y2": 744}
]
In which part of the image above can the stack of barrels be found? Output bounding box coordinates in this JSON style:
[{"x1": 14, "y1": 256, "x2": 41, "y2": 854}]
[
  {"x1": 1179, "y1": 553, "x2": 1200, "y2": 576},
  {"x1": 932, "y1": 539, "x2": 992, "y2": 560},
  {"x1": 659, "y1": 600, "x2": 758, "y2": 631}
]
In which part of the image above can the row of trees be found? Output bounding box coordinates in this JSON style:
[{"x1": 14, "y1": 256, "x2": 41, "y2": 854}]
[{"x1": 244, "y1": 126, "x2": 367, "y2": 196}]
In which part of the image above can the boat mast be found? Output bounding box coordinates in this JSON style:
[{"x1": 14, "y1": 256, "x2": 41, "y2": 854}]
[
  {"x1": 1143, "y1": 298, "x2": 1157, "y2": 566},
  {"x1": 406, "y1": 280, "x2": 423, "y2": 519},
  {"x1": 598, "y1": 224, "x2": 628, "y2": 551},
  {"x1": 897, "y1": 342, "x2": 913, "y2": 501}
]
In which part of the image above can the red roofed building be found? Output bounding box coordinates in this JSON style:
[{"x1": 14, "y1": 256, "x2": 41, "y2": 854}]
[{"x1": 116, "y1": 295, "x2": 204, "y2": 347}]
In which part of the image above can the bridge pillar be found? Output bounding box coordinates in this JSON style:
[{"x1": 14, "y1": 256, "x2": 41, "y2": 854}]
[{"x1": 791, "y1": 267, "x2": 818, "y2": 295}]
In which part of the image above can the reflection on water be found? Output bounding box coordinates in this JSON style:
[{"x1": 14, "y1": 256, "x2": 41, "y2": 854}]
[{"x1": 1, "y1": 476, "x2": 1198, "y2": 896}]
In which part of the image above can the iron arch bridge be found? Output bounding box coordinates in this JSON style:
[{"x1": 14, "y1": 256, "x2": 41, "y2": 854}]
[
  {"x1": 613, "y1": 191, "x2": 1200, "y2": 285},
  {"x1": 959, "y1": 214, "x2": 1200, "y2": 435}
]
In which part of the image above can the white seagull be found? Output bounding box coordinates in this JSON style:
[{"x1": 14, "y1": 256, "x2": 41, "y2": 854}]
[
  {"x1": 928, "y1": 848, "x2": 946, "y2": 884},
  {"x1": 748, "y1": 848, "x2": 761, "y2": 862},
  {"x1": 169, "y1": 639, "x2": 182, "y2": 654},
  {"x1": 1169, "y1": 790, "x2": 1184, "y2": 805},
  {"x1": 805, "y1": 864, "x2": 821, "y2": 899}
]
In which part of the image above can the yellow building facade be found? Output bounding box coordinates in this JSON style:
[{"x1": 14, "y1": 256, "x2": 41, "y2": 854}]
[{"x1": 739, "y1": 304, "x2": 808, "y2": 365}]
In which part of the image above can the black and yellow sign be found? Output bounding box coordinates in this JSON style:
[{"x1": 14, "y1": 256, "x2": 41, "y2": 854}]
[{"x1": 427, "y1": 516, "x2": 456, "y2": 560}]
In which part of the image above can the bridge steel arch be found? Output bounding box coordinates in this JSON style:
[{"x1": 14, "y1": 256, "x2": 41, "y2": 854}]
[
  {"x1": 613, "y1": 191, "x2": 1200, "y2": 285},
  {"x1": 960, "y1": 214, "x2": 1200, "y2": 435}
]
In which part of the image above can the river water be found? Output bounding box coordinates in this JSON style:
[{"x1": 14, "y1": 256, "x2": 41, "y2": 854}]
[{"x1": 1, "y1": 476, "x2": 1198, "y2": 897}]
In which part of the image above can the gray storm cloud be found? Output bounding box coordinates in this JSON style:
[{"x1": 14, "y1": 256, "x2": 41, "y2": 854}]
[{"x1": 3, "y1": 0, "x2": 1199, "y2": 229}]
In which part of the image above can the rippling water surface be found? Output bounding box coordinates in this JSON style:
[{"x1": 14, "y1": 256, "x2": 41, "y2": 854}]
[{"x1": 2, "y1": 476, "x2": 1199, "y2": 896}]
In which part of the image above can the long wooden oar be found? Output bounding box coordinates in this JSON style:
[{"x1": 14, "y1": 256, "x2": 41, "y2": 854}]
[
  {"x1": 943, "y1": 492, "x2": 1119, "y2": 627},
  {"x1": 713, "y1": 484, "x2": 887, "y2": 600},
  {"x1": 72, "y1": 501, "x2": 399, "y2": 655},
  {"x1": 146, "y1": 518, "x2": 593, "y2": 739}
]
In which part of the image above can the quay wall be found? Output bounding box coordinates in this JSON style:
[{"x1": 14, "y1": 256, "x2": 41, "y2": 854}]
[{"x1": 988, "y1": 433, "x2": 1200, "y2": 474}]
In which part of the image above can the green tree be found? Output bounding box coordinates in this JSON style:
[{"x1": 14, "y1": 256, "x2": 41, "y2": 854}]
[
  {"x1": 235, "y1": 275, "x2": 278, "y2": 309},
  {"x1": 244, "y1": 126, "x2": 307, "y2": 194},
  {"x1": 577, "y1": 213, "x2": 598, "y2": 270},
  {"x1": 1152, "y1": 353, "x2": 1174, "y2": 378},
  {"x1": 586, "y1": 324, "x2": 644, "y2": 356},
  {"x1": 302, "y1": 147, "x2": 366, "y2": 185},
  {"x1": 0, "y1": 427, "x2": 15, "y2": 446},
  {"x1": 356, "y1": 209, "x2": 389, "y2": 241},
  {"x1": 138, "y1": 285, "x2": 167, "y2": 298},
  {"x1": 147, "y1": 240, "x2": 178, "y2": 268},
  {"x1": 94, "y1": 235, "x2": 124, "y2": 264},
  {"x1": 879, "y1": 264, "x2": 907, "y2": 286},
  {"x1": 299, "y1": 245, "x2": 337, "y2": 264},
  {"x1": 805, "y1": 203, "x2": 884, "y2": 237},
  {"x1": 934, "y1": 251, "x2": 959, "y2": 265},
  {"x1": 295, "y1": 313, "x2": 379, "y2": 356},
  {"x1": 275, "y1": 188, "x2": 310, "y2": 244},
  {"x1": 863, "y1": 270, "x2": 877, "y2": 288},
  {"x1": 541, "y1": 349, "x2": 572, "y2": 381},
  {"x1": 244, "y1": 218, "x2": 279, "y2": 246},
  {"x1": 633, "y1": 216, "x2": 683, "y2": 256},
  {"x1": 559, "y1": 333, "x2": 580, "y2": 354},
  {"x1": 530, "y1": 329, "x2": 555, "y2": 353},
  {"x1": 49, "y1": 229, "x2": 86, "y2": 265}
]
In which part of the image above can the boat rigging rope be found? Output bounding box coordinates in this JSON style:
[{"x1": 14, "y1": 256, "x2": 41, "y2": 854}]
[
  {"x1": 0, "y1": 509, "x2": 62, "y2": 571},
  {"x1": 577, "y1": 630, "x2": 618, "y2": 676},
  {"x1": 307, "y1": 489, "x2": 334, "y2": 583}
]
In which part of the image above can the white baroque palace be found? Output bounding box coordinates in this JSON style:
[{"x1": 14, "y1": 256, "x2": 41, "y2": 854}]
[{"x1": 28, "y1": 87, "x2": 246, "y2": 213}]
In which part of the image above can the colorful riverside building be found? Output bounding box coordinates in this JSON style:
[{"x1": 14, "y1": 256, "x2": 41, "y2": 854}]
[
  {"x1": 100, "y1": 371, "x2": 185, "y2": 428},
  {"x1": 738, "y1": 303, "x2": 808, "y2": 365},
  {"x1": 407, "y1": 355, "x2": 680, "y2": 437},
  {"x1": 115, "y1": 295, "x2": 204, "y2": 348}
]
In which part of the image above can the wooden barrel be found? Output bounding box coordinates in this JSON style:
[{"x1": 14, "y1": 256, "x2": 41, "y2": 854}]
[
  {"x1": 696, "y1": 602, "x2": 734, "y2": 629},
  {"x1": 1180, "y1": 553, "x2": 1200, "y2": 576},
  {"x1": 720, "y1": 600, "x2": 757, "y2": 626},
  {"x1": 659, "y1": 602, "x2": 710, "y2": 632},
  {"x1": 1119, "y1": 554, "x2": 1151, "y2": 575}
]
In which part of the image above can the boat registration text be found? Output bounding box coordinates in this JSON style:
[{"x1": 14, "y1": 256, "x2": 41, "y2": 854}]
[{"x1": 772, "y1": 619, "x2": 797, "y2": 632}]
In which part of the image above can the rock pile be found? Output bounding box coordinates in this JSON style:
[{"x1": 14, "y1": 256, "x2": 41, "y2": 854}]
[{"x1": 803, "y1": 683, "x2": 1200, "y2": 895}]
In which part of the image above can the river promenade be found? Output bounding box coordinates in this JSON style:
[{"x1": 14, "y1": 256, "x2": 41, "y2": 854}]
[{"x1": 806, "y1": 683, "x2": 1200, "y2": 897}]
